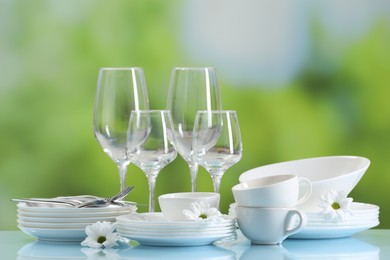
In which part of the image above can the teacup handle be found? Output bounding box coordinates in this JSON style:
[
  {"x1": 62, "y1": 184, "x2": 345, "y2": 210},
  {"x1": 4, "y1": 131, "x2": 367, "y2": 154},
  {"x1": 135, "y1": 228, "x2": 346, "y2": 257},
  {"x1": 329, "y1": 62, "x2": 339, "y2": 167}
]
[
  {"x1": 284, "y1": 209, "x2": 307, "y2": 237},
  {"x1": 296, "y1": 177, "x2": 312, "y2": 205}
]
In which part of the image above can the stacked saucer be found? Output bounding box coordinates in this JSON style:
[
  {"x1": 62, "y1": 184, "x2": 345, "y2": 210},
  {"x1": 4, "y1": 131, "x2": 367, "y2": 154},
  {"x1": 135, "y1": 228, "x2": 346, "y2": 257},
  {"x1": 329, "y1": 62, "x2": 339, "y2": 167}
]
[
  {"x1": 290, "y1": 202, "x2": 379, "y2": 239},
  {"x1": 116, "y1": 213, "x2": 236, "y2": 246},
  {"x1": 17, "y1": 202, "x2": 136, "y2": 242}
]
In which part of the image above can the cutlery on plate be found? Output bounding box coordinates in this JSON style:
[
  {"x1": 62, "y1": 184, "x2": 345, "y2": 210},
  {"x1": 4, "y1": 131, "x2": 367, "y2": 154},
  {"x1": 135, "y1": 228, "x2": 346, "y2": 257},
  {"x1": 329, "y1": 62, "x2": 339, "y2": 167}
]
[{"x1": 12, "y1": 186, "x2": 135, "y2": 208}]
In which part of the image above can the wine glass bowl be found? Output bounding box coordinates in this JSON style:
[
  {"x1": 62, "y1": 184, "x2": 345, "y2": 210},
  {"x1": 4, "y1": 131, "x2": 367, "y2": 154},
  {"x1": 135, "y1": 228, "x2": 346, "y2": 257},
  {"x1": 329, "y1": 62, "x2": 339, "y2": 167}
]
[
  {"x1": 126, "y1": 110, "x2": 177, "y2": 212},
  {"x1": 193, "y1": 110, "x2": 242, "y2": 194},
  {"x1": 166, "y1": 67, "x2": 222, "y2": 192},
  {"x1": 93, "y1": 67, "x2": 149, "y2": 192}
]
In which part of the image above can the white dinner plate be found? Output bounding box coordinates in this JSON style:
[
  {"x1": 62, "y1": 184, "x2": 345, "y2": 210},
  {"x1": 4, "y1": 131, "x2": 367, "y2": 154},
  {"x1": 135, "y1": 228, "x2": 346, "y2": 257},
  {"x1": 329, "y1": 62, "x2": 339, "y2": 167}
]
[
  {"x1": 306, "y1": 217, "x2": 379, "y2": 226},
  {"x1": 116, "y1": 213, "x2": 234, "y2": 228},
  {"x1": 17, "y1": 220, "x2": 93, "y2": 229},
  {"x1": 18, "y1": 225, "x2": 87, "y2": 242},
  {"x1": 288, "y1": 221, "x2": 379, "y2": 239},
  {"x1": 116, "y1": 223, "x2": 236, "y2": 233},
  {"x1": 117, "y1": 225, "x2": 236, "y2": 236},
  {"x1": 117, "y1": 230, "x2": 236, "y2": 246},
  {"x1": 17, "y1": 214, "x2": 117, "y2": 223},
  {"x1": 17, "y1": 202, "x2": 135, "y2": 213},
  {"x1": 17, "y1": 209, "x2": 130, "y2": 218},
  {"x1": 305, "y1": 202, "x2": 379, "y2": 216}
]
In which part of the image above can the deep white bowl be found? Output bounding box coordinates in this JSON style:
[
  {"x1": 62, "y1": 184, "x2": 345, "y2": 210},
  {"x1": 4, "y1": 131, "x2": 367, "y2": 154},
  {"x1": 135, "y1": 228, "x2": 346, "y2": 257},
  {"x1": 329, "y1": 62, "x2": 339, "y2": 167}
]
[
  {"x1": 158, "y1": 192, "x2": 220, "y2": 221},
  {"x1": 239, "y1": 156, "x2": 370, "y2": 211}
]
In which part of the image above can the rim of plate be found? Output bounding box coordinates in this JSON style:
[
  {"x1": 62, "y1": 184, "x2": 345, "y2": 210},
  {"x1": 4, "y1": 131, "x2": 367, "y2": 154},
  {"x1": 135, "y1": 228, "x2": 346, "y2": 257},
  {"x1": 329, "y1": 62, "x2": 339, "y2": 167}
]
[
  {"x1": 116, "y1": 212, "x2": 234, "y2": 226},
  {"x1": 17, "y1": 209, "x2": 130, "y2": 218},
  {"x1": 17, "y1": 202, "x2": 133, "y2": 213},
  {"x1": 17, "y1": 215, "x2": 117, "y2": 223}
]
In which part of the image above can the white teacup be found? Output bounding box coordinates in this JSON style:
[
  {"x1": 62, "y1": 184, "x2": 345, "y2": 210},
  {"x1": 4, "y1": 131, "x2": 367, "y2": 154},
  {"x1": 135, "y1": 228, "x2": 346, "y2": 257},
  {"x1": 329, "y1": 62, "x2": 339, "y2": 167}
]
[
  {"x1": 236, "y1": 206, "x2": 307, "y2": 245},
  {"x1": 158, "y1": 192, "x2": 220, "y2": 221},
  {"x1": 232, "y1": 174, "x2": 312, "y2": 208}
]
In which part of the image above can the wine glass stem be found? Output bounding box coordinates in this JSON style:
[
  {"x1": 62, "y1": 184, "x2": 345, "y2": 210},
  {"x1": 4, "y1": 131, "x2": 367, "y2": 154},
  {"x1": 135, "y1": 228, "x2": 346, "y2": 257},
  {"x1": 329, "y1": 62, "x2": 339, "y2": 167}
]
[
  {"x1": 147, "y1": 174, "x2": 157, "y2": 212},
  {"x1": 117, "y1": 162, "x2": 129, "y2": 192},
  {"x1": 211, "y1": 172, "x2": 223, "y2": 194},
  {"x1": 189, "y1": 162, "x2": 198, "y2": 192}
]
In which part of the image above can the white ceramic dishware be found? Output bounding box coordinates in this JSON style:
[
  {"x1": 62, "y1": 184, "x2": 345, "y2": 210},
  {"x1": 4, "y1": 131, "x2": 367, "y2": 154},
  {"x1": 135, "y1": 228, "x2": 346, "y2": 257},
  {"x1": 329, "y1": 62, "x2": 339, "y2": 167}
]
[
  {"x1": 16, "y1": 202, "x2": 136, "y2": 241},
  {"x1": 116, "y1": 213, "x2": 236, "y2": 246},
  {"x1": 239, "y1": 156, "x2": 370, "y2": 210},
  {"x1": 232, "y1": 174, "x2": 312, "y2": 208},
  {"x1": 158, "y1": 192, "x2": 220, "y2": 221},
  {"x1": 236, "y1": 206, "x2": 307, "y2": 245}
]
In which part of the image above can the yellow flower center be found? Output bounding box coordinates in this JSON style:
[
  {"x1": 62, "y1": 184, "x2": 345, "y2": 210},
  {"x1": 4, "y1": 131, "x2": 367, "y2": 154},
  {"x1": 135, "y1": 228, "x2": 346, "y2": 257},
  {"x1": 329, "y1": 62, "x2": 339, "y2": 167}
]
[
  {"x1": 332, "y1": 202, "x2": 341, "y2": 210},
  {"x1": 97, "y1": 236, "x2": 106, "y2": 244},
  {"x1": 199, "y1": 213, "x2": 207, "y2": 219}
]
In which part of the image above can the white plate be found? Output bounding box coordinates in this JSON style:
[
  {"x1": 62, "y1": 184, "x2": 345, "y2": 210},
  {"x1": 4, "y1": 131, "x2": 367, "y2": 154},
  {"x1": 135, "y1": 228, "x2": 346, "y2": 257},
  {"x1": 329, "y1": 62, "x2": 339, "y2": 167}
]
[
  {"x1": 117, "y1": 230, "x2": 236, "y2": 246},
  {"x1": 18, "y1": 209, "x2": 130, "y2": 218},
  {"x1": 17, "y1": 214, "x2": 117, "y2": 223},
  {"x1": 306, "y1": 216, "x2": 379, "y2": 226},
  {"x1": 17, "y1": 202, "x2": 135, "y2": 213},
  {"x1": 305, "y1": 202, "x2": 379, "y2": 215},
  {"x1": 288, "y1": 221, "x2": 379, "y2": 239},
  {"x1": 18, "y1": 225, "x2": 87, "y2": 242},
  {"x1": 17, "y1": 219, "x2": 96, "y2": 229},
  {"x1": 117, "y1": 225, "x2": 236, "y2": 236},
  {"x1": 116, "y1": 213, "x2": 234, "y2": 228},
  {"x1": 116, "y1": 223, "x2": 236, "y2": 233}
]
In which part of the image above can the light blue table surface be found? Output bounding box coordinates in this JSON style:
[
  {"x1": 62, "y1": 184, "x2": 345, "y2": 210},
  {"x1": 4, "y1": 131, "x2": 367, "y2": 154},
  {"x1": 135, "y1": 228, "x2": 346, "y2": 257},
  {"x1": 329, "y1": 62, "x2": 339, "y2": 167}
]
[{"x1": 1, "y1": 229, "x2": 389, "y2": 259}]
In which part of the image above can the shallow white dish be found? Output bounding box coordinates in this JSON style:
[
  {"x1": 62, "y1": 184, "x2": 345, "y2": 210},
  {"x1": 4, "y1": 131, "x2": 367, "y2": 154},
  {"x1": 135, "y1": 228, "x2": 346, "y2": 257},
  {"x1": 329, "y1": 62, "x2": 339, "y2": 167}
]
[
  {"x1": 117, "y1": 225, "x2": 236, "y2": 236},
  {"x1": 117, "y1": 230, "x2": 236, "y2": 246},
  {"x1": 17, "y1": 215, "x2": 117, "y2": 223},
  {"x1": 239, "y1": 156, "x2": 370, "y2": 211},
  {"x1": 17, "y1": 219, "x2": 97, "y2": 229},
  {"x1": 116, "y1": 223, "x2": 235, "y2": 233},
  {"x1": 306, "y1": 202, "x2": 379, "y2": 216},
  {"x1": 17, "y1": 202, "x2": 135, "y2": 213},
  {"x1": 116, "y1": 213, "x2": 234, "y2": 228},
  {"x1": 288, "y1": 221, "x2": 379, "y2": 239},
  {"x1": 18, "y1": 209, "x2": 130, "y2": 218},
  {"x1": 18, "y1": 225, "x2": 86, "y2": 242}
]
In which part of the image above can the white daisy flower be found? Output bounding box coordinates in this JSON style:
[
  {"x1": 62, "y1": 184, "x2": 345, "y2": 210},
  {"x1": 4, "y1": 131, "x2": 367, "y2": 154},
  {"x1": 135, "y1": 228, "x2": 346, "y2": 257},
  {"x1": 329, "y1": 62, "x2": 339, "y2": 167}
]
[
  {"x1": 318, "y1": 190, "x2": 353, "y2": 222},
  {"x1": 183, "y1": 201, "x2": 223, "y2": 222},
  {"x1": 81, "y1": 221, "x2": 119, "y2": 248}
]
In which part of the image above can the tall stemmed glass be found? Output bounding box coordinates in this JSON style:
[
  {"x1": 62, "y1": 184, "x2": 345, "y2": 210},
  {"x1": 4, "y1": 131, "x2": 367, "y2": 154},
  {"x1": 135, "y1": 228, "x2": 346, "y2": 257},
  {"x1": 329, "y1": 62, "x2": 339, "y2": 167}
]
[
  {"x1": 167, "y1": 67, "x2": 221, "y2": 192},
  {"x1": 93, "y1": 67, "x2": 149, "y2": 192},
  {"x1": 192, "y1": 110, "x2": 242, "y2": 194},
  {"x1": 127, "y1": 110, "x2": 177, "y2": 212}
]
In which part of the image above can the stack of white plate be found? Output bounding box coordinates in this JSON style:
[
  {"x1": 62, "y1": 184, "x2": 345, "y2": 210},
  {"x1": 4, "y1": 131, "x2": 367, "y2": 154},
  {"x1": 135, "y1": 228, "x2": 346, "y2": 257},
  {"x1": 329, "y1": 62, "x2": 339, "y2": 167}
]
[
  {"x1": 17, "y1": 202, "x2": 136, "y2": 242},
  {"x1": 116, "y1": 213, "x2": 237, "y2": 246},
  {"x1": 290, "y1": 202, "x2": 380, "y2": 239}
]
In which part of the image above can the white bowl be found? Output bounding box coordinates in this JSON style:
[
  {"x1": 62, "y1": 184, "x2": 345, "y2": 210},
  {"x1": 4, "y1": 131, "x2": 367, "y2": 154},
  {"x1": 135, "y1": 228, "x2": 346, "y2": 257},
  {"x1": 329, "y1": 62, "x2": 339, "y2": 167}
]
[
  {"x1": 239, "y1": 156, "x2": 370, "y2": 211},
  {"x1": 158, "y1": 192, "x2": 220, "y2": 221}
]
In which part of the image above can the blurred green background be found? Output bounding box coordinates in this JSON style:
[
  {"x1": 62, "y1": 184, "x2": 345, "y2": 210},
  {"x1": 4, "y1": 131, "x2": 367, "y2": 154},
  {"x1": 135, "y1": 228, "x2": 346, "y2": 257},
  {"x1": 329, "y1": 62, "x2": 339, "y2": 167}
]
[{"x1": 1, "y1": 0, "x2": 390, "y2": 229}]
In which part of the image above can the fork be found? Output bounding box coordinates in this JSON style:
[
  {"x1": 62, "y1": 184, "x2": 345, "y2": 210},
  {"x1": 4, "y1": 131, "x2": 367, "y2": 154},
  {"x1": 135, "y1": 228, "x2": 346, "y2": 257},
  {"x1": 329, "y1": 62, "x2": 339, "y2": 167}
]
[{"x1": 12, "y1": 186, "x2": 135, "y2": 208}]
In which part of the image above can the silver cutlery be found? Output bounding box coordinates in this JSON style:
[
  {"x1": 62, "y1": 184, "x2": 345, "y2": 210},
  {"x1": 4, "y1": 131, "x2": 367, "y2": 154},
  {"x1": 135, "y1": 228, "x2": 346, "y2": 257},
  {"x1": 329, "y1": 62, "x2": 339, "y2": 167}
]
[{"x1": 12, "y1": 186, "x2": 135, "y2": 208}]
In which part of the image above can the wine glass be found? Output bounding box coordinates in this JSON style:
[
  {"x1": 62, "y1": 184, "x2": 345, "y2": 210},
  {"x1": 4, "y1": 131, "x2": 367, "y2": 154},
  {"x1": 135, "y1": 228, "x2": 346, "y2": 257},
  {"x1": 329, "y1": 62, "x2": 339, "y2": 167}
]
[
  {"x1": 93, "y1": 67, "x2": 149, "y2": 192},
  {"x1": 192, "y1": 110, "x2": 242, "y2": 194},
  {"x1": 126, "y1": 110, "x2": 177, "y2": 212},
  {"x1": 166, "y1": 67, "x2": 222, "y2": 192}
]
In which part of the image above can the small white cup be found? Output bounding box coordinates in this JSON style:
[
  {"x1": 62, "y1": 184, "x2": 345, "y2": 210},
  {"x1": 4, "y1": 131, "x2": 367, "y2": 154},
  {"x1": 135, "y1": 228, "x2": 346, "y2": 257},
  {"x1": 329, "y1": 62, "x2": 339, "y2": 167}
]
[
  {"x1": 236, "y1": 206, "x2": 307, "y2": 245},
  {"x1": 158, "y1": 192, "x2": 220, "y2": 221},
  {"x1": 232, "y1": 174, "x2": 312, "y2": 208}
]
